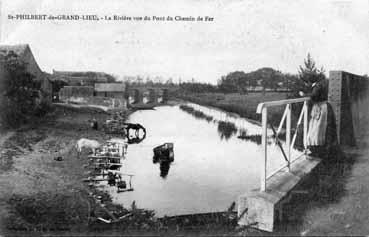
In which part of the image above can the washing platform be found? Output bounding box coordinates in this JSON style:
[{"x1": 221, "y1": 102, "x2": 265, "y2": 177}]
[{"x1": 238, "y1": 155, "x2": 321, "y2": 232}]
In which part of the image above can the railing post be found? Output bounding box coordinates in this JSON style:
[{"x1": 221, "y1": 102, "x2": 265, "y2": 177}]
[
  {"x1": 261, "y1": 107, "x2": 267, "y2": 192},
  {"x1": 256, "y1": 97, "x2": 310, "y2": 192},
  {"x1": 303, "y1": 101, "x2": 308, "y2": 151},
  {"x1": 286, "y1": 104, "x2": 291, "y2": 170}
]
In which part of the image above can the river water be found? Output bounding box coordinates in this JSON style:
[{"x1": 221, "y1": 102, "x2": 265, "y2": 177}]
[{"x1": 102, "y1": 103, "x2": 302, "y2": 217}]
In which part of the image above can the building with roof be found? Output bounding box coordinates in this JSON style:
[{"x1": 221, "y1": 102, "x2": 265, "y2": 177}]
[
  {"x1": 0, "y1": 44, "x2": 52, "y2": 102},
  {"x1": 94, "y1": 83, "x2": 126, "y2": 98},
  {"x1": 52, "y1": 70, "x2": 116, "y2": 86},
  {"x1": 58, "y1": 86, "x2": 94, "y2": 103}
]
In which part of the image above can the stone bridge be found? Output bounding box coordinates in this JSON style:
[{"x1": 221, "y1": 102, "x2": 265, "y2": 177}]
[
  {"x1": 238, "y1": 70, "x2": 369, "y2": 232},
  {"x1": 126, "y1": 87, "x2": 169, "y2": 108}
]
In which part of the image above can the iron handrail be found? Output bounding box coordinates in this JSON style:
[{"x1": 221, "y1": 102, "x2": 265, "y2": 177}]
[
  {"x1": 256, "y1": 97, "x2": 310, "y2": 191},
  {"x1": 256, "y1": 97, "x2": 310, "y2": 113}
]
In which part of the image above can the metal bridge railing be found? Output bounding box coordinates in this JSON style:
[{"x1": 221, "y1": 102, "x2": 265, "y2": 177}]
[{"x1": 256, "y1": 97, "x2": 310, "y2": 192}]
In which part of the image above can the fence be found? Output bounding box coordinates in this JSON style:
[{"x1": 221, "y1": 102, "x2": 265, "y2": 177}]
[{"x1": 256, "y1": 97, "x2": 310, "y2": 191}]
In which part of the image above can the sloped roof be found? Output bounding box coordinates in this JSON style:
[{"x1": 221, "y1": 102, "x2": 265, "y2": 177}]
[{"x1": 95, "y1": 83, "x2": 125, "y2": 92}]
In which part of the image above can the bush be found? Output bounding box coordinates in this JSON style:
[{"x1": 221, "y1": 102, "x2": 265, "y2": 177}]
[
  {"x1": 0, "y1": 51, "x2": 50, "y2": 128},
  {"x1": 34, "y1": 99, "x2": 53, "y2": 117}
]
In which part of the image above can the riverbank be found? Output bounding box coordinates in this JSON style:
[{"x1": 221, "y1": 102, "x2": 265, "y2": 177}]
[
  {"x1": 2, "y1": 101, "x2": 361, "y2": 236},
  {"x1": 176, "y1": 92, "x2": 294, "y2": 126},
  {"x1": 0, "y1": 104, "x2": 242, "y2": 236},
  {"x1": 0, "y1": 105, "x2": 113, "y2": 234}
]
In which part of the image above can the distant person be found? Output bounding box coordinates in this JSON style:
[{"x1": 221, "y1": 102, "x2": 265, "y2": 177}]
[{"x1": 301, "y1": 79, "x2": 338, "y2": 159}]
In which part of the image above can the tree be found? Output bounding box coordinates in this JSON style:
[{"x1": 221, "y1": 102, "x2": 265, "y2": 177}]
[
  {"x1": 298, "y1": 53, "x2": 326, "y2": 85},
  {"x1": 0, "y1": 51, "x2": 40, "y2": 127},
  {"x1": 217, "y1": 71, "x2": 246, "y2": 93}
]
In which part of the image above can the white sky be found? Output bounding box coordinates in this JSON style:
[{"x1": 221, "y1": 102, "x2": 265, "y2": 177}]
[{"x1": 1, "y1": 0, "x2": 368, "y2": 83}]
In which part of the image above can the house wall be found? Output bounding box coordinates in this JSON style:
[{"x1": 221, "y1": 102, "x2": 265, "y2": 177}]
[
  {"x1": 95, "y1": 91, "x2": 125, "y2": 98},
  {"x1": 59, "y1": 86, "x2": 94, "y2": 102}
]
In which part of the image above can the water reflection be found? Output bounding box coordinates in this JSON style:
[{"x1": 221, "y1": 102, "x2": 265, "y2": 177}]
[
  {"x1": 237, "y1": 130, "x2": 262, "y2": 144},
  {"x1": 126, "y1": 124, "x2": 146, "y2": 144},
  {"x1": 179, "y1": 104, "x2": 213, "y2": 122},
  {"x1": 159, "y1": 161, "x2": 172, "y2": 178},
  {"x1": 217, "y1": 121, "x2": 238, "y2": 140},
  {"x1": 183, "y1": 104, "x2": 267, "y2": 144},
  {"x1": 153, "y1": 157, "x2": 172, "y2": 179},
  {"x1": 107, "y1": 105, "x2": 303, "y2": 217},
  {"x1": 181, "y1": 104, "x2": 263, "y2": 142}
]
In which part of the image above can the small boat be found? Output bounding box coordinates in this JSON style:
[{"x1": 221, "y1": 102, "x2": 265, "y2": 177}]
[{"x1": 153, "y1": 143, "x2": 174, "y2": 162}]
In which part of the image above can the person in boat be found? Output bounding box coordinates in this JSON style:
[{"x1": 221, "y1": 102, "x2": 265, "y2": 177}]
[{"x1": 301, "y1": 78, "x2": 338, "y2": 159}]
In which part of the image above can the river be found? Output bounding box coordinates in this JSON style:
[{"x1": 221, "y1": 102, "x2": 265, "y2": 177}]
[{"x1": 102, "y1": 102, "x2": 303, "y2": 217}]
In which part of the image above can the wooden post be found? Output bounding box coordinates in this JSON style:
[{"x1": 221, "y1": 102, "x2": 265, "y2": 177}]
[
  {"x1": 286, "y1": 104, "x2": 291, "y2": 170},
  {"x1": 261, "y1": 107, "x2": 268, "y2": 192}
]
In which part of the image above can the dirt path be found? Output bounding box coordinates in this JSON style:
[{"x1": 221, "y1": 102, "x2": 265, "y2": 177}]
[
  {"x1": 0, "y1": 108, "x2": 111, "y2": 234},
  {"x1": 295, "y1": 135, "x2": 369, "y2": 236}
]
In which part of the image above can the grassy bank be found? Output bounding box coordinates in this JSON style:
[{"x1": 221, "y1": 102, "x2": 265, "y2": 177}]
[
  {"x1": 176, "y1": 92, "x2": 296, "y2": 126},
  {"x1": 176, "y1": 92, "x2": 305, "y2": 149}
]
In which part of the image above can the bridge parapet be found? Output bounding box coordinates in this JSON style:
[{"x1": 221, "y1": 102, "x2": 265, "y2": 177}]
[
  {"x1": 239, "y1": 97, "x2": 314, "y2": 231},
  {"x1": 328, "y1": 71, "x2": 369, "y2": 146},
  {"x1": 239, "y1": 70, "x2": 369, "y2": 232},
  {"x1": 127, "y1": 87, "x2": 169, "y2": 106}
]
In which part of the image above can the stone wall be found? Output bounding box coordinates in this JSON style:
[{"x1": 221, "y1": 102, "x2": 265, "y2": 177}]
[{"x1": 328, "y1": 71, "x2": 369, "y2": 146}]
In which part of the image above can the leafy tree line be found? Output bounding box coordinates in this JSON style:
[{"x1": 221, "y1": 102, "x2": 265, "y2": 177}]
[
  {"x1": 178, "y1": 82, "x2": 218, "y2": 93},
  {"x1": 178, "y1": 68, "x2": 302, "y2": 94},
  {"x1": 67, "y1": 71, "x2": 117, "y2": 83},
  {"x1": 0, "y1": 51, "x2": 50, "y2": 128},
  {"x1": 178, "y1": 54, "x2": 328, "y2": 95},
  {"x1": 217, "y1": 68, "x2": 295, "y2": 93},
  {"x1": 122, "y1": 54, "x2": 329, "y2": 95}
]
